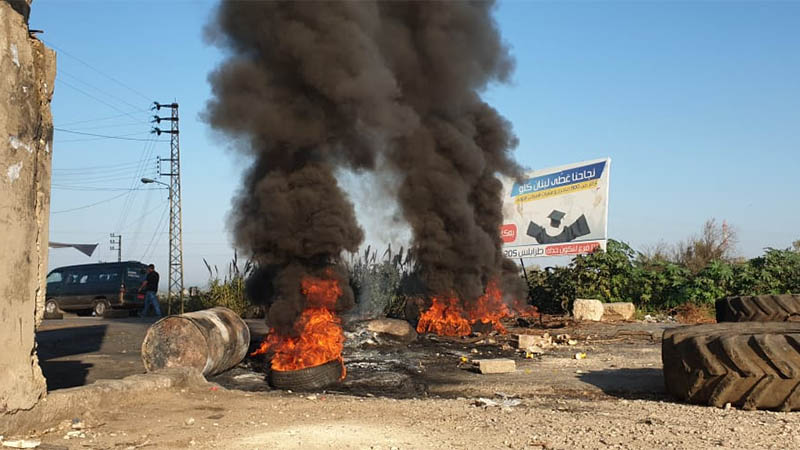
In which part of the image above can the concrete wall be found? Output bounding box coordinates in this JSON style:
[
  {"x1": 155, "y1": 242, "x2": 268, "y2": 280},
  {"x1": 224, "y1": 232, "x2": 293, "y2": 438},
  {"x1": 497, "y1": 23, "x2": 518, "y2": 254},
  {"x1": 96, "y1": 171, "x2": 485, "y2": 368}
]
[{"x1": 0, "y1": 0, "x2": 56, "y2": 415}]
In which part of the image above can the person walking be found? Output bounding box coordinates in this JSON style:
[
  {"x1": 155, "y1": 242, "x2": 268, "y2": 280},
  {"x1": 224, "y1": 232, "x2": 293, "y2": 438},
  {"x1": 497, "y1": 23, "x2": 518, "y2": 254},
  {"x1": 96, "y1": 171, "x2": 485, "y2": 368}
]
[{"x1": 139, "y1": 264, "x2": 162, "y2": 317}]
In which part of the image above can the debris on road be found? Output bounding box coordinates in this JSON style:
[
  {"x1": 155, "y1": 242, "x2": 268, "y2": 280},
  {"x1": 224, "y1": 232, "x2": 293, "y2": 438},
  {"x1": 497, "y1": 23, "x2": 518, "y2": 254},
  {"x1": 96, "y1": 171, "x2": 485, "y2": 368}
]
[
  {"x1": 515, "y1": 333, "x2": 552, "y2": 350},
  {"x1": 1, "y1": 440, "x2": 41, "y2": 449},
  {"x1": 473, "y1": 358, "x2": 516, "y2": 374},
  {"x1": 574, "y1": 352, "x2": 587, "y2": 360},
  {"x1": 474, "y1": 397, "x2": 522, "y2": 410},
  {"x1": 366, "y1": 318, "x2": 418, "y2": 343},
  {"x1": 63, "y1": 431, "x2": 85, "y2": 439}
]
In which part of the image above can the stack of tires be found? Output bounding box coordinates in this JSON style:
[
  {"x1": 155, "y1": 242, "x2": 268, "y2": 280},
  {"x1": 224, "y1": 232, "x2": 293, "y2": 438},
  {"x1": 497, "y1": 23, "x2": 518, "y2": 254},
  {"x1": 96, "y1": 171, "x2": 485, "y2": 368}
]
[{"x1": 662, "y1": 294, "x2": 800, "y2": 411}]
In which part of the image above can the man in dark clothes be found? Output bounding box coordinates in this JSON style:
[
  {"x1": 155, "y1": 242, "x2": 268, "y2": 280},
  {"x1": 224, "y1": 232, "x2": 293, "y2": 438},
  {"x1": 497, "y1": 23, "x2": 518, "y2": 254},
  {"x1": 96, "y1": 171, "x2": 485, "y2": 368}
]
[{"x1": 139, "y1": 264, "x2": 161, "y2": 317}]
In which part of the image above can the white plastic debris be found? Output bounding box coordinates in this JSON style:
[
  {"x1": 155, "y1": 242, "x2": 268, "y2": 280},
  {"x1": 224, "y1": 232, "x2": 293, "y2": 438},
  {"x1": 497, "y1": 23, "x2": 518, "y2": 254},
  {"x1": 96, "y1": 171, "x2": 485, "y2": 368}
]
[{"x1": 2, "y1": 440, "x2": 41, "y2": 449}]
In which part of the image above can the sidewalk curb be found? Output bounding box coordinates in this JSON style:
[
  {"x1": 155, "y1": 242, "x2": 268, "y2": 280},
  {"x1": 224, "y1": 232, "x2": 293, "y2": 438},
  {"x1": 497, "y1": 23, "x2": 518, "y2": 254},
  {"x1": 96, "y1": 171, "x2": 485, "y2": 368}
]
[{"x1": 1, "y1": 368, "x2": 207, "y2": 435}]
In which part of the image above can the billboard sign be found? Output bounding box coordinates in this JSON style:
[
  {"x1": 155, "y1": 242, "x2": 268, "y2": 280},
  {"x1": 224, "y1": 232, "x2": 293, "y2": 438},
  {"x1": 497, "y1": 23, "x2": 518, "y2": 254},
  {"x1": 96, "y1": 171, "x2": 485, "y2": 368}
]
[{"x1": 500, "y1": 158, "x2": 610, "y2": 258}]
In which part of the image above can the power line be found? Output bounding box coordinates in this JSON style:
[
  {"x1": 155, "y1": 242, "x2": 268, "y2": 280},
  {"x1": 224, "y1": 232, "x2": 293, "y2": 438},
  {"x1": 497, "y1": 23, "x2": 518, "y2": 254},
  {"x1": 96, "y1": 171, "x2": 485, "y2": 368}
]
[
  {"x1": 56, "y1": 78, "x2": 146, "y2": 123},
  {"x1": 51, "y1": 185, "x2": 164, "y2": 192},
  {"x1": 51, "y1": 191, "x2": 132, "y2": 214},
  {"x1": 57, "y1": 112, "x2": 147, "y2": 128},
  {"x1": 54, "y1": 122, "x2": 145, "y2": 132},
  {"x1": 54, "y1": 128, "x2": 162, "y2": 142},
  {"x1": 115, "y1": 137, "x2": 160, "y2": 232},
  {"x1": 53, "y1": 169, "x2": 148, "y2": 180},
  {"x1": 42, "y1": 39, "x2": 153, "y2": 103},
  {"x1": 60, "y1": 69, "x2": 148, "y2": 114},
  {"x1": 53, "y1": 160, "x2": 145, "y2": 172},
  {"x1": 140, "y1": 203, "x2": 170, "y2": 261}
]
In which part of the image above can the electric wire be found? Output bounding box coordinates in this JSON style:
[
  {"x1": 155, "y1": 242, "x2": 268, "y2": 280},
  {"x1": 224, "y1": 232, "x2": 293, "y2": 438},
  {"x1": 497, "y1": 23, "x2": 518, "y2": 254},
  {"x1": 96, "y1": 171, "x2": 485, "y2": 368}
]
[
  {"x1": 59, "y1": 69, "x2": 149, "y2": 115},
  {"x1": 57, "y1": 112, "x2": 147, "y2": 128},
  {"x1": 114, "y1": 137, "x2": 160, "y2": 233},
  {"x1": 51, "y1": 185, "x2": 164, "y2": 192},
  {"x1": 55, "y1": 78, "x2": 146, "y2": 123},
  {"x1": 51, "y1": 191, "x2": 134, "y2": 214},
  {"x1": 54, "y1": 122, "x2": 146, "y2": 132},
  {"x1": 42, "y1": 39, "x2": 153, "y2": 104},
  {"x1": 140, "y1": 203, "x2": 170, "y2": 261},
  {"x1": 54, "y1": 128, "x2": 159, "y2": 142},
  {"x1": 53, "y1": 160, "x2": 144, "y2": 172}
]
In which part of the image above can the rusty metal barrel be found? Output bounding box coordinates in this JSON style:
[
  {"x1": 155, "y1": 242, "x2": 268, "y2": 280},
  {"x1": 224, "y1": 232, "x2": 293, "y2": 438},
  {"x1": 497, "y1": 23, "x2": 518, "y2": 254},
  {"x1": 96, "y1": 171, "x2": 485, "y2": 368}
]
[{"x1": 141, "y1": 307, "x2": 250, "y2": 376}]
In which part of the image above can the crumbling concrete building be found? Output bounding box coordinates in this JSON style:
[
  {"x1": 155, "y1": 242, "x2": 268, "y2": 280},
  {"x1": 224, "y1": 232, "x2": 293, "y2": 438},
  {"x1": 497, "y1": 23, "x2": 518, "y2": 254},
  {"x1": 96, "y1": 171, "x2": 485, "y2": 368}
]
[{"x1": 0, "y1": 0, "x2": 55, "y2": 416}]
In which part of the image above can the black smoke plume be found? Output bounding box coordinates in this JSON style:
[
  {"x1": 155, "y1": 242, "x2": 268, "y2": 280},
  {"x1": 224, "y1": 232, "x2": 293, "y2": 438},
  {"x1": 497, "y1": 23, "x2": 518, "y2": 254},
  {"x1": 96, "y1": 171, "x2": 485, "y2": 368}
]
[{"x1": 205, "y1": 0, "x2": 526, "y2": 330}]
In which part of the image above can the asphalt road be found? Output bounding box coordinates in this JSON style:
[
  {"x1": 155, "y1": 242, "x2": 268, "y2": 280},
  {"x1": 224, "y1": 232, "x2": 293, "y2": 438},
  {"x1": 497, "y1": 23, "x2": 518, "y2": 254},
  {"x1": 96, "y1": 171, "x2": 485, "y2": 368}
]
[{"x1": 36, "y1": 315, "x2": 269, "y2": 390}]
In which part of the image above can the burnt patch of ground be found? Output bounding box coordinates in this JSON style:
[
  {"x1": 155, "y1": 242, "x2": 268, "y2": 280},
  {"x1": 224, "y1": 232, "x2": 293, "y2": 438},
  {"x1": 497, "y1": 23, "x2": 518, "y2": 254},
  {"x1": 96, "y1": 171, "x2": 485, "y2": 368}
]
[{"x1": 213, "y1": 319, "x2": 672, "y2": 404}]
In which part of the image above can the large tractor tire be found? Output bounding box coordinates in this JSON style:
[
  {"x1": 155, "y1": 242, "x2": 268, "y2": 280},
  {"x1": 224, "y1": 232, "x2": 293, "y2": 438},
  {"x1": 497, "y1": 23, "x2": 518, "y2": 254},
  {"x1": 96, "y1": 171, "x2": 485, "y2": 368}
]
[
  {"x1": 662, "y1": 322, "x2": 800, "y2": 411},
  {"x1": 715, "y1": 295, "x2": 800, "y2": 323}
]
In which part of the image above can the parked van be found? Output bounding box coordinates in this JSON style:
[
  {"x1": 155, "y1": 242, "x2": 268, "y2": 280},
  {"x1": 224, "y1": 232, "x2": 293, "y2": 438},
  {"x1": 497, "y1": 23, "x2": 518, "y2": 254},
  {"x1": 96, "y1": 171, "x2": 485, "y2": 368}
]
[{"x1": 45, "y1": 261, "x2": 148, "y2": 316}]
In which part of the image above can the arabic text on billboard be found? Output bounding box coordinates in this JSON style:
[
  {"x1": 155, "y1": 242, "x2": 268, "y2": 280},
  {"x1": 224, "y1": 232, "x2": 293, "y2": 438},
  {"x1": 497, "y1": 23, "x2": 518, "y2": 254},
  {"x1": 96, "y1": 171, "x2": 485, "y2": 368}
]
[{"x1": 500, "y1": 158, "x2": 610, "y2": 258}]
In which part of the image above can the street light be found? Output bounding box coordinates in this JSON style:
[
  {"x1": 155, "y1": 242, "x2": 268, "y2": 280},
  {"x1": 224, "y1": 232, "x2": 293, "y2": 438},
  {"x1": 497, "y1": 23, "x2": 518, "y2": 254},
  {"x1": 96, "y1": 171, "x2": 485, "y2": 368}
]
[{"x1": 140, "y1": 177, "x2": 169, "y2": 188}]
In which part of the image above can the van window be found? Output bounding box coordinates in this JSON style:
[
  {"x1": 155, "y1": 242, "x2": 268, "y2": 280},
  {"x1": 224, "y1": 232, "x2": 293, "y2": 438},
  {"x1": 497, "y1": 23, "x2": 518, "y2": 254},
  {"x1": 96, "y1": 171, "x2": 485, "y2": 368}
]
[
  {"x1": 46, "y1": 272, "x2": 63, "y2": 283},
  {"x1": 98, "y1": 271, "x2": 121, "y2": 283},
  {"x1": 126, "y1": 269, "x2": 144, "y2": 282},
  {"x1": 79, "y1": 274, "x2": 90, "y2": 284},
  {"x1": 65, "y1": 272, "x2": 81, "y2": 284}
]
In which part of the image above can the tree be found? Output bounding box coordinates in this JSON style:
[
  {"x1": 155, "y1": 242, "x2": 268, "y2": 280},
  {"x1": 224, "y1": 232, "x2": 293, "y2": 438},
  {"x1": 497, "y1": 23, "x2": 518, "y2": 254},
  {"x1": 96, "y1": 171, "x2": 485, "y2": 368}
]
[{"x1": 673, "y1": 219, "x2": 737, "y2": 274}]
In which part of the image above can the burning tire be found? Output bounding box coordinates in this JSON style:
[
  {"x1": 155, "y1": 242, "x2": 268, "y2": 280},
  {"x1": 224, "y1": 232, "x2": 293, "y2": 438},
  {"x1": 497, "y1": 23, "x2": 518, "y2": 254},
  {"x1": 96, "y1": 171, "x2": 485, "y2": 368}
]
[
  {"x1": 269, "y1": 359, "x2": 343, "y2": 391},
  {"x1": 662, "y1": 322, "x2": 800, "y2": 410},
  {"x1": 715, "y1": 295, "x2": 800, "y2": 322}
]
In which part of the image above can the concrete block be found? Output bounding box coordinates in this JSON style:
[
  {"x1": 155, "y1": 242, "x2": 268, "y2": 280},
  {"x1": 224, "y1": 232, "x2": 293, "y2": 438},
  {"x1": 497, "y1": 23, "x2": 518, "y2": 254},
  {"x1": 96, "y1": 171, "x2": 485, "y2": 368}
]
[
  {"x1": 602, "y1": 302, "x2": 636, "y2": 321},
  {"x1": 573, "y1": 299, "x2": 604, "y2": 321},
  {"x1": 473, "y1": 358, "x2": 516, "y2": 374}
]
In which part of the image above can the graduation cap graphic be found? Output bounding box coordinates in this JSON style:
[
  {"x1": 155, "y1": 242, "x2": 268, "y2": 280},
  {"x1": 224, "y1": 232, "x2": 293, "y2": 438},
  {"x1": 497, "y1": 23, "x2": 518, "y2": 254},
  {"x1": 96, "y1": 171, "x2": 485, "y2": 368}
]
[
  {"x1": 527, "y1": 214, "x2": 591, "y2": 244},
  {"x1": 548, "y1": 210, "x2": 566, "y2": 228}
]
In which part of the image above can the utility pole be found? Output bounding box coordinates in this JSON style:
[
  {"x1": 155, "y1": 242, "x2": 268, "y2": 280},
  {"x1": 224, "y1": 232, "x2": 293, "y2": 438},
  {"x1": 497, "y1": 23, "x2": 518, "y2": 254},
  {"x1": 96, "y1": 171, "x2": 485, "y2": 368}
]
[
  {"x1": 152, "y1": 102, "x2": 184, "y2": 315},
  {"x1": 110, "y1": 233, "x2": 122, "y2": 262}
]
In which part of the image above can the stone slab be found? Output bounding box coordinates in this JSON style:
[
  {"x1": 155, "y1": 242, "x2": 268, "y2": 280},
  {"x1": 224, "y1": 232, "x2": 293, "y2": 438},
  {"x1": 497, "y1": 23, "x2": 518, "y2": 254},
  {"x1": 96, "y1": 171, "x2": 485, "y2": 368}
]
[
  {"x1": 573, "y1": 299, "x2": 604, "y2": 321},
  {"x1": 473, "y1": 359, "x2": 516, "y2": 374},
  {"x1": 602, "y1": 302, "x2": 636, "y2": 321}
]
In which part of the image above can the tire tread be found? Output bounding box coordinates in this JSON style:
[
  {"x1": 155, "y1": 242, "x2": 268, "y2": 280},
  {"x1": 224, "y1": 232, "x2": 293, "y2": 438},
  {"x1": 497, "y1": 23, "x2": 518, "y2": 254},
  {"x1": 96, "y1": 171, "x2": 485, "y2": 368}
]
[
  {"x1": 716, "y1": 295, "x2": 800, "y2": 322},
  {"x1": 663, "y1": 322, "x2": 800, "y2": 410},
  {"x1": 269, "y1": 359, "x2": 343, "y2": 391}
]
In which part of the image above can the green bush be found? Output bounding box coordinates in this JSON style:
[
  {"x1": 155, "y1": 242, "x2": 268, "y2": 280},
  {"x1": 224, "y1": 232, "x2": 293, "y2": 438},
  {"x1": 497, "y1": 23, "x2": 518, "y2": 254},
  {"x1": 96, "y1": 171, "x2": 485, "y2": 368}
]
[{"x1": 525, "y1": 239, "x2": 800, "y2": 313}]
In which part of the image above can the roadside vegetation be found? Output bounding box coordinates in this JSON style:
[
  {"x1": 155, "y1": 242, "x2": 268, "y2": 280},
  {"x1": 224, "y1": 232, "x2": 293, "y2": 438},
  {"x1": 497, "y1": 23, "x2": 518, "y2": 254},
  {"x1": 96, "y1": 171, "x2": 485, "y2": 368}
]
[
  {"x1": 194, "y1": 221, "x2": 799, "y2": 318},
  {"x1": 526, "y1": 220, "x2": 800, "y2": 314},
  {"x1": 184, "y1": 252, "x2": 253, "y2": 316}
]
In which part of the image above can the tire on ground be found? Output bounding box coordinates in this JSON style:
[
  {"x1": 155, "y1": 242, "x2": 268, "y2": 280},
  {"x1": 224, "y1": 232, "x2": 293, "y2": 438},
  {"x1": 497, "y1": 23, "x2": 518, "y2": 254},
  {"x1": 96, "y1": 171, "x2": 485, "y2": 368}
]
[
  {"x1": 715, "y1": 295, "x2": 800, "y2": 322},
  {"x1": 269, "y1": 359, "x2": 343, "y2": 391},
  {"x1": 662, "y1": 322, "x2": 800, "y2": 411}
]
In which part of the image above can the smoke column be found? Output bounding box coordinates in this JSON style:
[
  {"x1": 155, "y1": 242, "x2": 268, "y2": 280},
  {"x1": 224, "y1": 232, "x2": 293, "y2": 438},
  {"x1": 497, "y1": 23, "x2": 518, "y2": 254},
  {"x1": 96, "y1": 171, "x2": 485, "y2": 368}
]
[{"x1": 205, "y1": 0, "x2": 526, "y2": 330}]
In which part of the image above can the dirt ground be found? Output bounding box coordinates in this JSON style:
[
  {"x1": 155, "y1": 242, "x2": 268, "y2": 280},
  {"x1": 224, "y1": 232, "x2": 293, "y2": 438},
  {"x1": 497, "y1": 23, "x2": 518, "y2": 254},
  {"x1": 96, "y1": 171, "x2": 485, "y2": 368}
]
[{"x1": 22, "y1": 318, "x2": 800, "y2": 449}]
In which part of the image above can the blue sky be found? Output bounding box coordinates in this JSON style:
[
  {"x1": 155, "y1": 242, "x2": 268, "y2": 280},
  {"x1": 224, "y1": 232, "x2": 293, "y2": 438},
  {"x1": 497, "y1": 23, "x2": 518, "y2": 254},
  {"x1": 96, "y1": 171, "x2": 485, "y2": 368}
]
[{"x1": 34, "y1": 1, "x2": 800, "y2": 287}]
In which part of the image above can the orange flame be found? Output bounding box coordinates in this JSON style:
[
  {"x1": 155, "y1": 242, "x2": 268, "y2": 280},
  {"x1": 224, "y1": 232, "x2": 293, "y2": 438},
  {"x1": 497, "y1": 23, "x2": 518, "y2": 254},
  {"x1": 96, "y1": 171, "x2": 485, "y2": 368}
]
[
  {"x1": 416, "y1": 296, "x2": 471, "y2": 337},
  {"x1": 252, "y1": 272, "x2": 346, "y2": 378},
  {"x1": 465, "y1": 280, "x2": 510, "y2": 334},
  {"x1": 416, "y1": 279, "x2": 537, "y2": 336},
  {"x1": 512, "y1": 298, "x2": 540, "y2": 318}
]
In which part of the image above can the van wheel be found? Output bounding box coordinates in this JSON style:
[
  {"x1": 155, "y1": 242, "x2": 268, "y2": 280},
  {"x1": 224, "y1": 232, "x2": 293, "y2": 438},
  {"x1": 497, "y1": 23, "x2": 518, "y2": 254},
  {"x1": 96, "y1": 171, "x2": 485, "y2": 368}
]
[
  {"x1": 44, "y1": 299, "x2": 63, "y2": 320},
  {"x1": 93, "y1": 300, "x2": 109, "y2": 317},
  {"x1": 45, "y1": 299, "x2": 61, "y2": 314}
]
